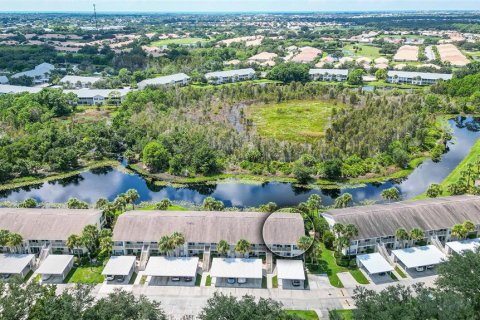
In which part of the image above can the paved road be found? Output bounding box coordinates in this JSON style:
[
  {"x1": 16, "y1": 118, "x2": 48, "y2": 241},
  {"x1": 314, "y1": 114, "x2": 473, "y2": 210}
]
[
  {"x1": 54, "y1": 272, "x2": 438, "y2": 319},
  {"x1": 56, "y1": 274, "x2": 343, "y2": 319}
]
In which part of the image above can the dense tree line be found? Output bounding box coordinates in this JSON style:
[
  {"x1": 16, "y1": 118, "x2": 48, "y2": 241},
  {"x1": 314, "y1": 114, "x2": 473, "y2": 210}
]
[
  {"x1": 0, "y1": 45, "x2": 57, "y2": 72},
  {"x1": 0, "y1": 81, "x2": 451, "y2": 183},
  {"x1": 0, "y1": 90, "x2": 122, "y2": 182},
  {"x1": 0, "y1": 281, "x2": 166, "y2": 320}
]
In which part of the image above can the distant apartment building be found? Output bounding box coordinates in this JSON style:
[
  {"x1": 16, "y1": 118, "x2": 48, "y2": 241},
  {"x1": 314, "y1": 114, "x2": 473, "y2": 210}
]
[
  {"x1": 137, "y1": 73, "x2": 190, "y2": 90},
  {"x1": 112, "y1": 211, "x2": 305, "y2": 257},
  {"x1": 205, "y1": 68, "x2": 256, "y2": 84},
  {"x1": 11, "y1": 62, "x2": 55, "y2": 84},
  {"x1": 386, "y1": 71, "x2": 452, "y2": 85},
  {"x1": 322, "y1": 196, "x2": 480, "y2": 256},
  {"x1": 247, "y1": 52, "x2": 277, "y2": 66},
  {"x1": 59, "y1": 75, "x2": 102, "y2": 88},
  {"x1": 64, "y1": 88, "x2": 130, "y2": 106},
  {"x1": 0, "y1": 84, "x2": 43, "y2": 95},
  {"x1": 309, "y1": 69, "x2": 348, "y2": 82},
  {"x1": 0, "y1": 209, "x2": 104, "y2": 255}
]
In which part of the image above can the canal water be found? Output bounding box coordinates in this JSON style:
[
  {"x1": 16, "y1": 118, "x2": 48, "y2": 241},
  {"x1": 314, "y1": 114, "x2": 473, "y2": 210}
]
[{"x1": 1, "y1": 116, "x2": 479, "y2": 208}]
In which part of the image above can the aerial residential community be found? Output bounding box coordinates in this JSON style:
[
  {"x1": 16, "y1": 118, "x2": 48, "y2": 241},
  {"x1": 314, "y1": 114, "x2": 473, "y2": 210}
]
[{"x1": 1, "y1": 2, "x2": 480, "y2": 320}]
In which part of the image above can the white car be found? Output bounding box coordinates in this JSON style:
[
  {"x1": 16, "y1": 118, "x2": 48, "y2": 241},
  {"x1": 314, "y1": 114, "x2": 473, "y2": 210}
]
[
  {"x1": 171, "y1": 277, "x2": 181, "y2": 282},
  {"x1": 237, "y1": 278, "x2": 247, "y2": 284},
  {"x1": 416, "y1": 266, "x2": 425, "y2": 272},
  {"x1": 426, "y1": 265, "x2": 435, "y2": 269},
  {"x1": 106, "y1": 275, "x2": 115, "y2": 281},
  {"x1": 227, "y1": 278, "x2": 236, "y2": 284}
]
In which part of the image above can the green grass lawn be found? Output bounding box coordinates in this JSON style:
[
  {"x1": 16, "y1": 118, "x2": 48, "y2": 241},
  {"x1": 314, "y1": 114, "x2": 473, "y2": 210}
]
[
  {"x1": 308, "y1": 244, "x2": 368, "y2": 287},
  {"x1": 272, "y1": 275, "x2": 278, "y2": 288},
  {"x1": 329, "y1": 309, "x2": 354, "y2": 320},
  {"x1": 24, "y1": 270, "x2": 34, "y2": 282},
  {"x1": 395, "y1": 266, "x2": 407, "y2": 278},
  {"x1": 246, "y1": 100, "x2": 337, "y2": 143},
  {"x1": 195, "y1": 273, "x2": 202, "y2": 286},
  {"x1": 308, "y1": 243, "x2": 345, "y2": 288},
  {"x1": 139, "y1": 204, "x2": 188, "y2": 211},
  {"x1": 129, "y1": 272, "x2": 138, "y2": 284},
  {"x1": 205, "y1": 275, "x2": 212, "y2": 286},
  {"x1": 140, "y1": 275, "x2": 147, "y2": 285},
  {"x1": 440, "y1": 137, "x2": 480, "y2": 193},
  {"x1": 349, "y1": 269, "x2": 369, "y2": 284},
  {"x1": 285, "y1": 310, "x2": 319, "y2": 320},
  {"x1": 151, "y1": 37, "x2": 207, "y2": 46},
  {"x1": 389, "y1": 272, "x2": 398, "y2": 281},
  {"x1": 344, "y1": 44, "x2": 382, "y2": 59},
  {"x1": 66, "y1": 262, "x2": 105, "y2": 284}
]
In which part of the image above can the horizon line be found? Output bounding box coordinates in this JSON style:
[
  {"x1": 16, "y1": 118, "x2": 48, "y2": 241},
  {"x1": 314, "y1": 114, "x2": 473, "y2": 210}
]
[{"x1": 0, "y1": 9, "x2": 479, "y2": 14}]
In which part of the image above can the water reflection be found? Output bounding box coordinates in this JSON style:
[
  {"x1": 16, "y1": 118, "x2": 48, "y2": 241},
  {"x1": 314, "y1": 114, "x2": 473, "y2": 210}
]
[{"x1": 1, "y1": 117, "x2": 480, "y2": 208}]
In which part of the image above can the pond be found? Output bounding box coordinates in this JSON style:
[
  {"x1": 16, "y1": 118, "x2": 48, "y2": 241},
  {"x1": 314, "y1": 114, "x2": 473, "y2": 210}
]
[{"x1": 1, "y1": 116, "x2": 479, "y2": 208}]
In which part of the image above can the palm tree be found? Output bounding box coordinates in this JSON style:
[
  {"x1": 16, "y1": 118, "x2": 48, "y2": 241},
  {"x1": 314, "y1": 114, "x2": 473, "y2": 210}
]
[
  {"x1": 67, "y1": 234, "x2": 82, "y2": 259},
  {"x1": 451, "y1": 224, "x2": 467, "y2": 240},
  {"x1": 395, "y1": 228, "x2": 409, "y2": 248},
  {"x1": 332, "y1": 223, "x2": 345, "y2": 237},
  {"x1": 126, "y1": 189, "x2": 140, "y2": 210},
  {"x1": 334, "y1": 236, "x2": 349, "y2": 254},
  {"x1": 0, "y1": 229, "x2": 10, "y2": 248},
  {"x1": 409, "y1": 228, "x2": 425, "y2": 245},
  {"x1": 344, "y1": 224, "x2": 359, "y2": 239},
  {"x1": 217, "y1": 240, "x2": 230, "y2": 256},
  {"x1": 235, "y1": 239, "x2": 251, "y2": 257},
  {"x1": 156, "y1": 199, "x2": 172, "y2": 210},
  {"x1": 171, "y1": 232, "x2": 186, "y2": 257},
  {"x1": 7, "y1": 233, "x2": 23, "y2": 253},
  {"x1": 99, "y1": 236, "x2": 113, "y2": 258},
  {"x1": 297, "y1": 236, "x2": 313, "y2": 254},
  {"x1": 158, "y1": 235, "x2": 174, "y2": 256},
  {"x1": 463, "y1": 220, "x2": 475, "y2": 234},
  {"x1": 307, "y1": 241, "x2": 322, "y2": 264},
  {"x1": 103, "y1": 203, "x2": 117, "y2": 225},
  {"x1": 113, "y1": 196, "x2": 127, "y2": 212},
  {"x1": 334, "y1": 193, "x2": 353, "y2": 208},
  {"x1": 381, "y1": 187, "x2": 400, "y2": 202},
  {"x1": 306, "y1": 194, "x2": 322, "y2": 215}
]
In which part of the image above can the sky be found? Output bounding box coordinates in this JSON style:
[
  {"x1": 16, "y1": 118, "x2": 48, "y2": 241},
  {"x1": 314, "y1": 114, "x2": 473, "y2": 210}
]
[{"x1": 0, "y1": 0, "x2": 479, "y2": 13}]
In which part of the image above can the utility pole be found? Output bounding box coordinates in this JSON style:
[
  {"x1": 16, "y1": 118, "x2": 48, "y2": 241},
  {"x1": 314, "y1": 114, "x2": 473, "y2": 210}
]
[{"x1": 93, "y1": 4, "x2": 98, "y2": 31}]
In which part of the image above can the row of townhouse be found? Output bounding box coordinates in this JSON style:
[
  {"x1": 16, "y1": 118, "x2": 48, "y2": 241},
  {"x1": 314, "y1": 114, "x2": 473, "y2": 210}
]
[
  {"x1": 386, "y1": 71, "x2": 452, "y2": 85},
  {"x1": 0, "y1": 208, "x2": 104, "y2": 255},
  {"x1": 11, "y1": 62, "x2": 55, "y2": 84},
  {"x1": 309, "y1": 69, "x2": 348, "y2": 82},
  {"x1": 64, "y1": 88, "x2": 131, "y2": 106},
  {"x1": 137, "y1": 73, "x2": 190, "y2": 89},
  {"x1": 112, "y1": 210, "x2": 305, "y2": 258},
  {"x1": 205, "y1": 68, "x2": 256, "y2": 84},
  {"x1": 308, "y1": 69, "x2": 453, "y2": 85},
  {"x1": 0, "y1": 208, "x2": 304, "y2": 259},
  {"x1": 322, "y1": 195, "x2": 480, "y2": 256}
]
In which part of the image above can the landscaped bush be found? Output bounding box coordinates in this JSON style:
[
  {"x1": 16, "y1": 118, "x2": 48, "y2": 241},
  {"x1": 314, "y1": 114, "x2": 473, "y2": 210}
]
[{"x1": 322, "y1": 231, "x2": 335, "y2": 249}]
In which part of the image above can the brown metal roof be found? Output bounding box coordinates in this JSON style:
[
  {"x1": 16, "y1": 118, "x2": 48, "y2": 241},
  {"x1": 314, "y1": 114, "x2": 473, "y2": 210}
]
[
  {"x1": 322, "y1": 196, "x2": 480, "y2": 240},
  {"x1": 0, "y1": 208, "x2": 103, "y2": 241},
  {"x1": 262, "y1": 212, "x2": 305, "y2": 245},
  {"x1": 113, "y1": 211, "x2": 276, "y2": 244}
]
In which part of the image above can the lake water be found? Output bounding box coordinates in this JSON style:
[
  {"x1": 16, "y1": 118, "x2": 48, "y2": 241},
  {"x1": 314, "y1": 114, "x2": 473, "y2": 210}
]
[{"x1": 1, "y1": 116, "x2": 479, "y2": 208}]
